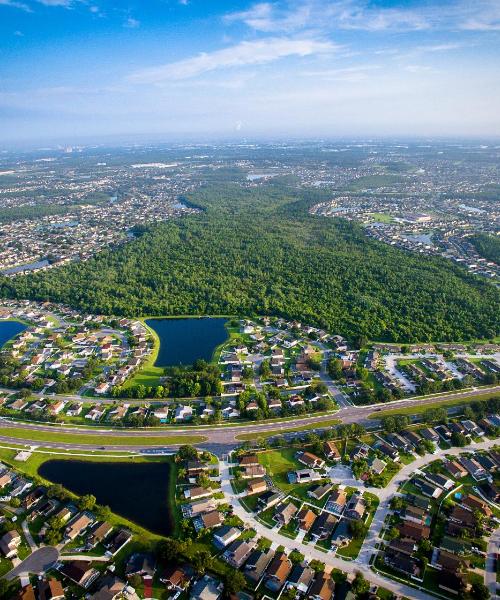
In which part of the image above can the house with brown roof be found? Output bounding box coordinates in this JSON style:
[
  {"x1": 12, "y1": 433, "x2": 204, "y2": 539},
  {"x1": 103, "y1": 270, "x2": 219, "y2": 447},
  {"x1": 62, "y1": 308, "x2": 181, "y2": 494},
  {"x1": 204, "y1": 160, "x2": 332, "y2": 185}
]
[
  {"x1": 184, "y1": 486, "x2": 212, "y2": 501},
  {"x1": 222, "y1": 539, "x2": 255, "y2": 568},
  {"x1": 247, "y1": 478, "x2": 267, "y2": 495},
  {"x1": 60, "y1": 560, "x2": 99, "y2": 588},
  {"x1": 297, "y1": 451, "x2": 325, "y2": 469},
  {"x1": 14, "y1": 585, "x2": 36, "y2": 600},
  {"x1": 159, "y1": 564, "x2": 190, "y2": 590},
  {"x1": 323, "y1": 441, "x2": 341, "y2": 461},
  {"x1": 308, "y1": 572, "x2": 335, "y2": 600},
  {"x1": 273, "y1": 503, "x2": 298, "y2": 526},
  {"x1": 238, "y1": 455, "x2": 259, "y2": 467},
  {"x1": 88, "y1": 522, "x2": 112, "y2": 547},
  {"x1": 241, "y1": 464, "x2": 266, "y2": 479},
  {"x1": 194, "y1": 510, "x2": 223, "y2": 531},
  {"x1": 461, "y1": 494, "x2": 492, "y2": 517},
  {"x1": 37, "y1": 578, "x2": 65, "y2": 600},
  {"x1": 444, "y1": 460, "x2": 467, "y2": 479},
  {"x1": 65, "y1": 513, "x2": 93, "y2": 541},
  {"x1": 265, "y1": 552, "x2": 292, "y2": 592},
  {"x1": 296, "y1": 508, "x2": 316, "y2": 532},
  {"x1": 397, "y1": 521, "x2": 430, "y2": 541}
]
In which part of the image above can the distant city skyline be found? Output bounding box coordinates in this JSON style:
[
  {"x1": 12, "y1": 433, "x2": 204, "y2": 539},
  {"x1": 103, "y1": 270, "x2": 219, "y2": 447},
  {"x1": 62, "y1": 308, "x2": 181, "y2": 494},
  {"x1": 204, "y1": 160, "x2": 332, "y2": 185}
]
[{"x1": 1, "y1": 0, "x2": 500, "y2": 143}]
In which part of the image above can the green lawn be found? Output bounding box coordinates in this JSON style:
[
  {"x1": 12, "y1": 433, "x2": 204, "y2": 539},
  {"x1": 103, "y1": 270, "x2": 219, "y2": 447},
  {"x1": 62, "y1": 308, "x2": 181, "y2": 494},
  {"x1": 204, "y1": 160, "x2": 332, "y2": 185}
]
[
  {"x1": 0, "y1": 426, "x2": 206, "y2": 446},
  {"x1": 123, "y1": 319, "x2": 164, "y2": 388},
  {"x1": 257, "y1": 448, "x2": 303, "y2": 493}
]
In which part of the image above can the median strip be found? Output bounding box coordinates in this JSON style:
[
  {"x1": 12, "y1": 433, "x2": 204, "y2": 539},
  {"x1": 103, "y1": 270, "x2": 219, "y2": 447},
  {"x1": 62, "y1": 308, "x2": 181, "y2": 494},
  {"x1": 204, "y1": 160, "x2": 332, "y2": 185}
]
[{"x1": 0, "y1": 427, "x2": 206, "y2": 446}]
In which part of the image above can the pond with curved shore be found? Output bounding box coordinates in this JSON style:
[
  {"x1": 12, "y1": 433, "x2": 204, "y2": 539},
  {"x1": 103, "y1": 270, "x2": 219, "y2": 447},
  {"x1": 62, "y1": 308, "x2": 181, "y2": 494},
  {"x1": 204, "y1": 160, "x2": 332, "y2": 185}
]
[
  {"x1": 146, "y1": 317, "x2": 228, "y2": 366},
  {"x1": 38, "y1": 459, "x2": 175, "y2": 536},
  {"x1": 0, "y1": 319, "x2": 27, "y2": 348}
]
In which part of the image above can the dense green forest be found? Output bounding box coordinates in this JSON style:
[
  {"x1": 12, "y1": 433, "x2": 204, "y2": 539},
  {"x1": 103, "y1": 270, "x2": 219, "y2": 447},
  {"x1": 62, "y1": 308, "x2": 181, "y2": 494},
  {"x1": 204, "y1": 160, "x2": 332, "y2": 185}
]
[
  {"x1": 470, "y1": 233, "x2": 500, "y2": 264},
  {"x1": 0, "y1": 182, "x2": 498, "y2": 342}
]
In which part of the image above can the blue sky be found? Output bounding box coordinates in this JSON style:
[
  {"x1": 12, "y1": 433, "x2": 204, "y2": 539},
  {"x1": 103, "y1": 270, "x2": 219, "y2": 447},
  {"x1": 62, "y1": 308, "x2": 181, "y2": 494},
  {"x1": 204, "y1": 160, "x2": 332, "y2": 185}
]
[{"x1": 1, "y1": 0, "x2": 499, "y2": 143}]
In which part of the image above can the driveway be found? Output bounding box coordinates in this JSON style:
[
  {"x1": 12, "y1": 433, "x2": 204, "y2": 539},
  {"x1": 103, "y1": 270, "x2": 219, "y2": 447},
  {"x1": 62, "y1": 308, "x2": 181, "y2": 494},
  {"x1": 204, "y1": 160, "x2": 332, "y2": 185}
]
[{"x1": 4, "y1": 546, "x2": 59, "y2": 581}]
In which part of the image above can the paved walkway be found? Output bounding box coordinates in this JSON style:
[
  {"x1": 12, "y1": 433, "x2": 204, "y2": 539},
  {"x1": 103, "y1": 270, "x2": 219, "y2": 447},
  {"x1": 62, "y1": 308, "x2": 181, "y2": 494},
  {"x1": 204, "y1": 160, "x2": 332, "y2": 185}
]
[
  {"x1": 21, "y1": 520, "x2": 38, "y2": 553},
  {"x1": 485, "y1": 527, "x2": 500, "y2": 599}
]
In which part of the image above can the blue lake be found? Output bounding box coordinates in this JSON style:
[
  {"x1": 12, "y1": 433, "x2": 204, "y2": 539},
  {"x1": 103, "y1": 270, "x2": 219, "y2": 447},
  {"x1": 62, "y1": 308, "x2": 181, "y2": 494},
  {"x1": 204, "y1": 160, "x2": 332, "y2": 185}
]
[
  {"x1": 0, "y1": 320, "x2": 26, "y2": 347},
  {"x1": 146, "y1": 317, "x2": 228, "y2": 366}
]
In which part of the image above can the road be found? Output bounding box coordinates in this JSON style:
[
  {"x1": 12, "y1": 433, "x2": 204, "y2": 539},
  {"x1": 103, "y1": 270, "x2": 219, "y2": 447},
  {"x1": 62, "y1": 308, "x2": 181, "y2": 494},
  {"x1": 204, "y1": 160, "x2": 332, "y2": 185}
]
[
  {"x1": 486, "y1": 527, "x2": 500, "y2": 599},
  {"x1": 218, "y1": 460, "x2": 436, "y2": 600},
  {"x1": 0, "y1": 385, "x2": 498, "y2": 454},
  {"x1": 4, "y1": 546, "x2": 59, "y2": 581}
]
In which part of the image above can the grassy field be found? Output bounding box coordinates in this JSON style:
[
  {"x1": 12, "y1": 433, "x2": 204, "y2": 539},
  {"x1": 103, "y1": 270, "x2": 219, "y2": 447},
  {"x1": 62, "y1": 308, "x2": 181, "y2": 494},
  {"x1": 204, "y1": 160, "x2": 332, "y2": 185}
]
[
  {"x1": 257, "y1": 447, "x2": 302, "y2": 493},
  {"x1": 0, "y1": 426, "x2": 206, "y2": 446},
  {"x1": 122, "y1": 319, "x2": 164, "y2": 388},
  {"x1": 368, "y1": 212, "x2": 394, "y2": 224},
  {"x1": 368, "y1": 390, "x2": 500, "y2": 419},
  {"x1": 235, "y1": 417, "x2": 341, "y2": 441}
]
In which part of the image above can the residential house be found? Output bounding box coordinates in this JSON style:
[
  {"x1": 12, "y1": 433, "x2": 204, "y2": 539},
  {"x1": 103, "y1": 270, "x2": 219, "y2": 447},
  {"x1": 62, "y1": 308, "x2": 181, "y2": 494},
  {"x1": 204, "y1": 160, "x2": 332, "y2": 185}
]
[
  {"x1": 0, "y1": 530, "x2": 21, "y2": 558},
  {"x1": 397, "y1": 521, "x2": 430, "y2": 541},
  {"x1": 222, "y1": 539, "x2": 255, "y2": 568},
  {"x1": 296, "y1": 508, "x2": 316, "y2": 532},
  {"x1": 444, "y1": 460, "x2": 467, "y2": 479},
  {"x1": 190, "y1": 575, "x2": 223, "y2": 600},
  {"x1": 257, "y1": 491, "x2": 281, "y2": 511},
  {"x1": 244, "y1": 549, "x2": 274, "y2": 584},
  {"x1": 323, "y1": 441, "x2": 341, "y2": 461},
  {"x1": 60, "y1": 560, "x2": 99, "y2": 588},
  {"x1": 194, "y1": 511, "x2": 223, "y2": 532},
  {"x1": 274, "y1": 503, "x2": 298, "y2": 526},
  {"x1": 310, "y1": 512, "x2": 337, "y2": 541},
  {"x1": 344, "y1": 495, "x2": 366, "y2": 520},
  {"x1": 297, "y1": 451, "x2": 325, "y2": 469},
  {"x1": 308, "y1": 572, "x2": 335, "y2": 600},
  {"x1": 459, "y1": 457, "x2": 487, "y2": 480},
  {"x1": 265, "y1": 552, "x2": 292, "y2": 592},
  {"x1": 308, "y1": 483, "x2": 333, "y2": 501},
  {"x1": 247, "y1": 478, "x2": 267, "y2": 495},
  {"x1": 213, "y1": 526, "x2": 240, "y2": 549},
  {"x1": 287, "y1": 563, "x2": 314, "y2": 594},
  {"x1": 66, "y1": 513, "x2": 93, "y2": 540},
  {"x1": 184, "y1": 487, "x2": 212, "y2": 501},
  {"x1": 330, "y1": 519, "x2": 352, "y2": 548},
  {"x1": 326, "y1": 489, "x2": 347, "y2": 515},
  {"x1": 37, "y1": 578, "x2": 65, "y2": 600}
]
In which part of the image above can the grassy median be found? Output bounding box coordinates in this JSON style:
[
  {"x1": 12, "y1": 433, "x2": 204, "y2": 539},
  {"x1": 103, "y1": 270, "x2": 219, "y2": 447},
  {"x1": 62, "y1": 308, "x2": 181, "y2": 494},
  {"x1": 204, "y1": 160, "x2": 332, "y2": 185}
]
[{"x1": 0, "y1": 427, "x2": 206, "y2": 446}]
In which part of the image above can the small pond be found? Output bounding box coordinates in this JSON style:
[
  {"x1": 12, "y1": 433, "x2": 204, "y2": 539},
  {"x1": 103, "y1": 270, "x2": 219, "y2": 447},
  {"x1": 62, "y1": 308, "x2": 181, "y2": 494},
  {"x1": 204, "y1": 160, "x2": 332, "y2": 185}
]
[
  {"x1": 146, "y1": 317, "x2": 228, "y2": 366},
  {"x1": 38, "y1": 459, "x2": 174, "y2": 536},
  {"x1": 0, "y1": 320, "x2": 27, "y2": 347}
]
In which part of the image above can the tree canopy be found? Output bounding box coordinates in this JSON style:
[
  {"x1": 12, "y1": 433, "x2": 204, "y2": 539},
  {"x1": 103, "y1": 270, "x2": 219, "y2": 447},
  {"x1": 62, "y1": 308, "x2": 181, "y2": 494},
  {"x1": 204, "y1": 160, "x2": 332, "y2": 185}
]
[{"x1": 1, "y1": 183, "x2": 498, "y2": 342}]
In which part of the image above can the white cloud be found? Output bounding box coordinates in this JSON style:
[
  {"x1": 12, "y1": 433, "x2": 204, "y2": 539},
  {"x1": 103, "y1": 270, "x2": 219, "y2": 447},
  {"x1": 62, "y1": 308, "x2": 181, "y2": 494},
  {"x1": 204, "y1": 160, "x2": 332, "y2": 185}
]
[
  {"x1": 124, "y1": 17, "x2": 140, "y2": 28},
  {"x1": 225, "y1": 0, "x2": 500, "y2": 33},
  {"x1": 0, "y1": 0, "x2": 31, "y2": 11},
  {"x1": 128, "y1": 37, "x2": 336, "y2": 83}
]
